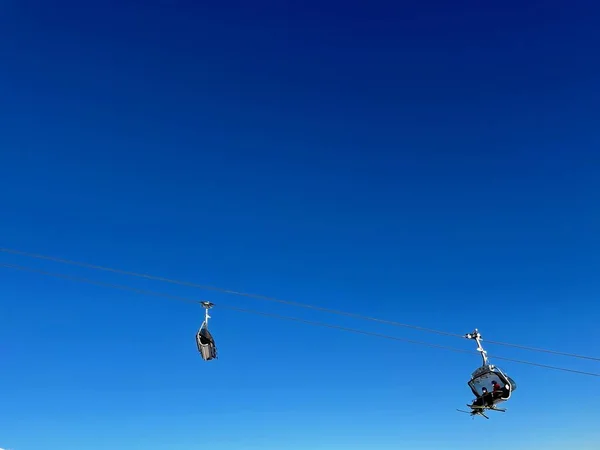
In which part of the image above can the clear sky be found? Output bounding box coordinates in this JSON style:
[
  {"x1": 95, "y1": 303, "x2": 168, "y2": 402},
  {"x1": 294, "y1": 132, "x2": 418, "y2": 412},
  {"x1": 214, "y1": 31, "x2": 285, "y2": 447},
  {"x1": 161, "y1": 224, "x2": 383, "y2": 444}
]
[{"x1": 1, "y1": 1, "x2": 599, "y2": 449}]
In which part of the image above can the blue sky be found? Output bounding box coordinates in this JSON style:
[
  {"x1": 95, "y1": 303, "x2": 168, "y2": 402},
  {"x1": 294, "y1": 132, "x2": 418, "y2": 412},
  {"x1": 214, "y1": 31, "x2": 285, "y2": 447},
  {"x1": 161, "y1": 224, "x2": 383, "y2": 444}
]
[{"x1": 1, "y1": 1, "x2": 599, "y2": 449}]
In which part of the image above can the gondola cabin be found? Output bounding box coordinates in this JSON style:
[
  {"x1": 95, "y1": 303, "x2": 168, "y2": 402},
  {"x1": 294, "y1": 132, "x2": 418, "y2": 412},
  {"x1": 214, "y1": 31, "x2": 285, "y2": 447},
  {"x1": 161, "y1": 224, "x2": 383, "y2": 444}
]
[
  {"x1": 468, "y1": 365, "x2": 517, "y2": 405},
  {"x1": 196, "y1": 326, "x2": 217, "y2": 361},
  {"x1": 196, "y1": 301, "x2": 217, "y2": 361},
  {"x1": 462, "y1": 329, "x2": 518, "y2": 417}
]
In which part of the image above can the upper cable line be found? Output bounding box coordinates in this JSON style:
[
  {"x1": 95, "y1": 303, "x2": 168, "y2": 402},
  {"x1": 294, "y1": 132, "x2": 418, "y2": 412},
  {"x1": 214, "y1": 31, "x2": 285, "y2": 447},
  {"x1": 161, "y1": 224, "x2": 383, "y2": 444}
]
[
  {"x1": 1, "y1": 246, "x2": 599, "y2": 363},
  {"x1": 1, "y1": 262, "x2": 599, "y2": 378}
]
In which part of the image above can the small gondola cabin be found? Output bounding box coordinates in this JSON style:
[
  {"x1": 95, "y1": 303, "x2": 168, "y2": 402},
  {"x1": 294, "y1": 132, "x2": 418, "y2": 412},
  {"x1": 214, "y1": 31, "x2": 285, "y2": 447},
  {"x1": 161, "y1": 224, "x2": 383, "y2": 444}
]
[{"x1": 196, "y1": 327, "x2": 218, "y2": 361}]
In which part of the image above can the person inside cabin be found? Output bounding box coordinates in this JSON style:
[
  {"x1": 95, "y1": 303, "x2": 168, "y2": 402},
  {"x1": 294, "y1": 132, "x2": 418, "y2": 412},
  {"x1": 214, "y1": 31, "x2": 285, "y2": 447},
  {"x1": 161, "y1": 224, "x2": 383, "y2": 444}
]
[
  {"x1": 472, "y1": 388, "x2": 485, "y2": 408},
  {"x1": 481, "y1": 387, "x2": 494, "y2": 406},
  {"x1": 491, "y1": 380, "x2": 503, "y2": 399}
]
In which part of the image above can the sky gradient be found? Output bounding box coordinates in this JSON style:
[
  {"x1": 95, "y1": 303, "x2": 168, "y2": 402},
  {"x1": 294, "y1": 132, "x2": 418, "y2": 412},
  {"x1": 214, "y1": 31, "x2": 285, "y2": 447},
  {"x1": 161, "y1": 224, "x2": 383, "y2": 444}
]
[{"x1": 1, "y1": 1, "x2": 599, "y2": 449}]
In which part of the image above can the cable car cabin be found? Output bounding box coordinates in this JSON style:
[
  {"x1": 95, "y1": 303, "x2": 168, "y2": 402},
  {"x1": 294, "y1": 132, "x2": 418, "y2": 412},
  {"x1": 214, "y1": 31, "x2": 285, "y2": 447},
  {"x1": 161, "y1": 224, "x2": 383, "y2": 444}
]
[
  {"x1": 196, "y1": 327, "x2": 217, "y2": 361},
  {"x1": 468, "y1": 365, "x2": 516, "y2": 407}
]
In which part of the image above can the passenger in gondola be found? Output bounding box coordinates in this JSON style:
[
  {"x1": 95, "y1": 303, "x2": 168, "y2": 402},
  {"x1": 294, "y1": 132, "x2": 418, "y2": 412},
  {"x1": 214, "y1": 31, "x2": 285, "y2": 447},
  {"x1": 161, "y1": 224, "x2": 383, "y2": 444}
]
[
  {"x1": 481, "y1": 387, "x2": 494, "y2": 407},
  {"x1": 472, "y1": 392, "x2": 484, "y2": 408},
  {"x1": 491, "y1": 380, "x2": 504, "y2": 400}
]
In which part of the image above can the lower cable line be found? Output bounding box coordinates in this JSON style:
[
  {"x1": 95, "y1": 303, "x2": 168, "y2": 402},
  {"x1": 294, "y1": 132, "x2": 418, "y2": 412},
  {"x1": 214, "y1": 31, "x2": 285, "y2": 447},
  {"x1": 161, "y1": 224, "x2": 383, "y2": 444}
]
[
  {"x1": 2, "y1": 247, "x2": 598, "y2": 363},
  {"x1": 1, "y1": 262, "x2": 598, "y2": 378}
]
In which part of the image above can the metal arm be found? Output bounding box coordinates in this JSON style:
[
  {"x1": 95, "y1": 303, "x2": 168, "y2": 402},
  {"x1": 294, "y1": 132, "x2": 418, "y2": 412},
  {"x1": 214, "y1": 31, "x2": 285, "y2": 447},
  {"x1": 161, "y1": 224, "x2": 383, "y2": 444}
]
[
  {"x1": 465, "y1": 328, "x2": 489, "y2": 366},
  {"x1": 201, "y1": 301, "x2": 214, "y2": 329}
]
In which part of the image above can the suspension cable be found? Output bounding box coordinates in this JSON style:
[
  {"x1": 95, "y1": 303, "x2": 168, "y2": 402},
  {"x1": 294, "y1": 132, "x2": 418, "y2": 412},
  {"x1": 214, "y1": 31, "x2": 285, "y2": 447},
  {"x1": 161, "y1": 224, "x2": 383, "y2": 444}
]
[
  {"x1": 1, "y1": 247, "x2": 599, "y2": 362},
  {"x1": 1, "y1": 262, "x2": 599, "y2": 378}
]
